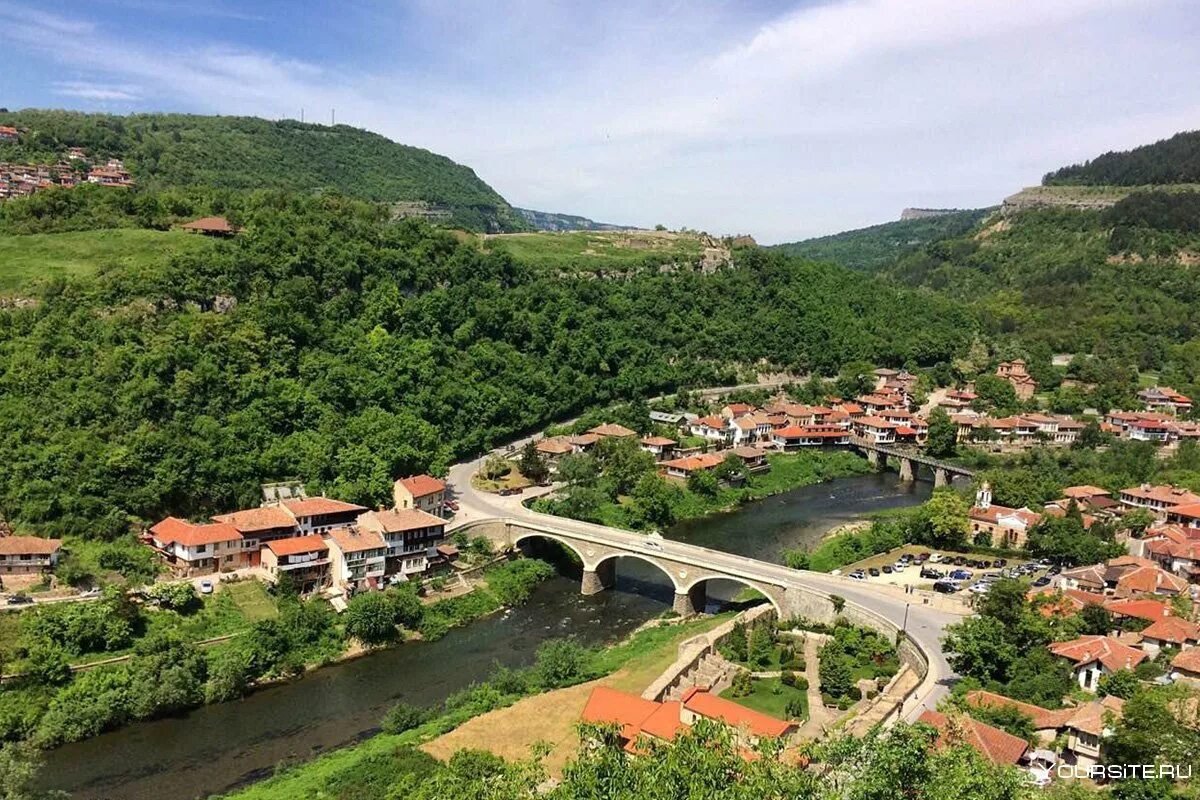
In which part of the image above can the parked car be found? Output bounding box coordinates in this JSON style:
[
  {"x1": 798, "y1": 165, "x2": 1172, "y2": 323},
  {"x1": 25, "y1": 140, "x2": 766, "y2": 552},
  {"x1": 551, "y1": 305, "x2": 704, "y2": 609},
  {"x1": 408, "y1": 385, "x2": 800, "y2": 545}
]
[
  {"x1": 949, "y1": 569, "x2": 973, "y2": 581},
  {"x1": 881, "y1": 565, "x2": 893, "y2": 574},
  {"x1": 1032, "y1": 575, "x2": 1051, "y2": 587},
  {"x1": 916, "y1": 552, "x2": 931, "y2": 563},
  {"x1": 868, "y1": 567, "x2": 880, "y2": 577},
  {"x1": 920, "y1": 567, "x2": 944, "y2": 579},
  {"x1": 444, "y1": 500, "x2": 460, "y2": 512},
  {"x1": 6, "y1": 595, "x2": 33, "y2": 606},
  {"x1": 198, "y1": 580, "x2": 214, "y2": 595},
  {"x1": 849, "y1": 570, "x2": 867, "y2": 581},
  {"x1": 952, "y1": 556, "x2": 966, "y2": 566},
  {"x1": 892, "y1": 561, "x2": 907, "y2": 571},
  {"x1": 78, "y1": 587, "x2": 101, "y2": 598},
  {"x1": 969, "y1": 582, "x2": 991, "y2": 595},
  {"x1": 928, "y1": 553, "x2": 944, "y2": 563},
  {"x1": 996, "y1": 558, "x2": 1008, "y2": 567},
  {"x1": 933, "y1": 580, "x2": 960, "y2": 594}
]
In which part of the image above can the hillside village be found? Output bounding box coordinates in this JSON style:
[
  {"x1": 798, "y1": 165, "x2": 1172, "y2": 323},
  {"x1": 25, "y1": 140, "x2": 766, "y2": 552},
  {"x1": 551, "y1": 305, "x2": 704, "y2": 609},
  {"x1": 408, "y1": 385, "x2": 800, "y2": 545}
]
[{"x1": 0, "y1": 130, "x2": 134, "y2": 200}]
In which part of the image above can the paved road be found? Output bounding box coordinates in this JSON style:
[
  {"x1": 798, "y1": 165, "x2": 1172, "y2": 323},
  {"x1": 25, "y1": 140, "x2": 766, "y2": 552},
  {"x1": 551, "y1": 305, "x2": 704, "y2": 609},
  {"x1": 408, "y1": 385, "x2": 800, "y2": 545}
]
[{"x1": 444, "y1": 441, "x2": 960, "y2": 721}]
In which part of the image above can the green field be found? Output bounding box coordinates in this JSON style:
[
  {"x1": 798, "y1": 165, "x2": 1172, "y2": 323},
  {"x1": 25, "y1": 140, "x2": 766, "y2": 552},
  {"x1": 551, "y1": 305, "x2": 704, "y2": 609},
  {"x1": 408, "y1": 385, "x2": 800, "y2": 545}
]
[
  {"x1": 223, "y1": 581, "x2": 279, "y2": 622},
  {"x1": 720, "y1": 676, "x2": 808, "y2": 721},
  {"x1": 0, "y1": 228, "x2": 213, "y2": 291},
  {"x1": 481, "y1": 230, "x2": 706, "y2": 271}
]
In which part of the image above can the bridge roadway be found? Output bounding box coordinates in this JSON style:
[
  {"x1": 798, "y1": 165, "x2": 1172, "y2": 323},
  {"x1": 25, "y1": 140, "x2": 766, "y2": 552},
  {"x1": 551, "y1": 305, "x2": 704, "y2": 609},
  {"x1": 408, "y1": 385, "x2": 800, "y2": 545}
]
[{"x1": 446, "y1": 450, "x2": 961, "y2": 722}]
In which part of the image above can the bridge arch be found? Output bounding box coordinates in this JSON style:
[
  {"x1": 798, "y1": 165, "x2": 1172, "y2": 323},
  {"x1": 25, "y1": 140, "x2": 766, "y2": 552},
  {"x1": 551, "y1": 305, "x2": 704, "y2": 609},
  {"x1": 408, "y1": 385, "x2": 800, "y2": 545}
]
[
  {"x1": 591, "y1": 551, "x2": 683, "y2": 594},
  {"x1": 680, "y1": 574, "x2": 784, "y2": 617},
  {"x1": 511, "y1": 530, "x2": 588, "y2": 572}
]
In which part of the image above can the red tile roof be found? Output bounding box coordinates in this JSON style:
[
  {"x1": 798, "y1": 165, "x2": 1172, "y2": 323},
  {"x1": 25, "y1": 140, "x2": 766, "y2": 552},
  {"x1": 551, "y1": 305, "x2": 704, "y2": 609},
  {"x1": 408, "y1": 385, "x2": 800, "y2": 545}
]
[
  {"x1": 1049, "y1": 635, "x2": 1148, "y2": 672},
  {"x1": 150, "y1": 517, "x2": 242, "y2": 547},
  {"x1": 917, "y1": 709, "x2": 1029, "y2": 765},
  {"x1": 680, "y1": 686, "x2": 794, "y2": 737},
  {"x1": 1064, "y1": 485, "x2": 1111, "y2": 499},
  {"x1": 581, "y1": 686, "x2": 665, "y2": 743},
  {"x1": 1140, "y1": 617, "x2": 1200, "y2": 645},
  {"x1": 265, "y1": 535, "x2": 328, "y2": 556},
  {"x1": 588, "y1": 423, "x2": 638, "y2": 438},
  {"x1": 364, "y1": 508, "x2": 445, "y2": 533},
  {"x1": 212, "y1": 505, "x2": 298, "y2": 533},
  {"x1": 283, "y1": 497, "x2": 368, "y2": 517},
  {"x1": 536, "y1": 437, "x2": 574, "y2": 454},
  {"x1": 1120, "y1": 484, "x2": 1200, "y2": 506},
  {"x1": 0, "y1": 535, "x2": 62, "y2": 556},
  {"x1": 1172, "y1": 648, "x2": 1200, "y2": 674},
  {"x1": 965, "y1": 690, "x2": 1067, "y2": 730},
  {"x1": 640, "y1": 436, "x2": 678, "y2": 447},
  {"x1": 324, "y1": 527, "x2": 386, "y2": 554},
  {"x1": 660, "y1": 452, "x2": 726, "y2": 473},
  {"x1": 1103, "y1": 598, "x2": 1172, "y2": 623},
  {"x1": 396, "y1": 474, "x2": 446, "y2": 498}
]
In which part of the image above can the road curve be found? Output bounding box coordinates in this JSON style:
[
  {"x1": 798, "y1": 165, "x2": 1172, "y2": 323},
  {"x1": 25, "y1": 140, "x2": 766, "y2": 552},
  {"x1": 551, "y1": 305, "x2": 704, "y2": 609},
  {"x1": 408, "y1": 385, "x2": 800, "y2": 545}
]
[{"x1": 445, "y1": 446, "x2": 959, "y2": 721}]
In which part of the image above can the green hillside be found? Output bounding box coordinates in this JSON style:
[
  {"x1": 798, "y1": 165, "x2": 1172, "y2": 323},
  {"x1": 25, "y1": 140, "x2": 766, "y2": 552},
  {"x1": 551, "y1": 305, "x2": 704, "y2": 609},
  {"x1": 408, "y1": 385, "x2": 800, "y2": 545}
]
[
  {"x1": 0, "y1": 228, "x2": 213, "y2": 291},
  {"x1": 479, "y1": 229, "x2": 710, "y2": 272},
  {"x1": 1044, "y1": 129, "x2": 1200, "y2": 186},
  {"x1": 0, "y1": 110, "x2": 526, "y2": 231},
  {"x1": 772, "y1": 209, "x2": 991, "y2": 271}
]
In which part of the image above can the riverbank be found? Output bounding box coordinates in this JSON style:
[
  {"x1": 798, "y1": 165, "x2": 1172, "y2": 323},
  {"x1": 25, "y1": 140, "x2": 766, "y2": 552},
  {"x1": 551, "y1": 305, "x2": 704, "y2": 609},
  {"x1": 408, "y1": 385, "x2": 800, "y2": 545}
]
[
  {"x1": 220, "y1": 614, "x2": 731, "y2": 800},
  {"x1": 534, "y1": 449, "x2": 872, "y2": 532},
  {"x1": 0, "y1": 559, "x2": 554, "y2": 753}
]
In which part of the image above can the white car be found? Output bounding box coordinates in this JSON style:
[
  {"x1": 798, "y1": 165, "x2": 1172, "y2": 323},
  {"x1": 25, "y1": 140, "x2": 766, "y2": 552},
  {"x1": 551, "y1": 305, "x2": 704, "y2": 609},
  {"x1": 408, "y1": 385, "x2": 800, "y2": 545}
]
[
  {"x1": 929, "y1": 553, "x2": 944, "y2": 563},
  {"x1": 198, "y1": 579, "x2": 214, "y2": 594}
]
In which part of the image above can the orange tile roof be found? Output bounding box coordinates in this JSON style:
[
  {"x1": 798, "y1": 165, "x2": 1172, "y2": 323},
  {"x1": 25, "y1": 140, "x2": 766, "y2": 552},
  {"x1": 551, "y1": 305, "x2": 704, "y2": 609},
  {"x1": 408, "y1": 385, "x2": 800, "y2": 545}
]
[
  {"x1": 1120, "y1": 484, "x2": 1200, "y2": 506},
  {"x1": 324, "y1": 527, "x2": 386, "y2": 554},
  {"x1": 638, "y1": 701, "x2": 685, "y2": 741},
  {"x1": 181, "y1": 216, "x2": 239, "y2": 233},
  {"x1": 1172, "y1": 648, "x2": 1200, "y2": 674},
  {"x1": 588, "y1": 423, "x2": 637, "y2": 438},
  {"x1": 661, "y1": 452, "x2": 726, "y2": 473},
  {"x1": 1103, "y1": 598, "x2": 1173, "y2": 623},
  {"x1": 569, "y1": 433, "x2": 601, "y2": 446},
  {"x1": 150, "y1": 517, "x2": 242, "y2": 546},
  {"x1": 283, "y1": 497, "x2": 368, "y2": 517},
  {"x1": 536, "y1": 437, "x2": 574, "y2": 454},
  {"x1": 1049, "y1": 635, "x2": 1148, "y2": 672},
  {"x1": 1114, "y1": 564, "x2": 1188, "y2": 596},
  {"x1": 265, "y1": 535, "x2": 328, "y2": 556},
  {"x1": 580, "y1": 686, "x2": 664, "y2": 742},
  {"x1": 680, "y1": 686, "x2": 793, "y2": 737},
  {"x1": 364, "y1": 508, "x2": 445, "y2": 533},
  {"x1": 640, "y1": 436, "x2": 678, "y2": 447},
  {"x1": 917, "y1": 709, "x2": 1029, "y2": 765},
  {"x1": 965, "y1": 690, "x2": 1068, "y2": 730},
  {"x1": 1064, "y1": 485, "x2": 1111, "y2": 499},
  {"x1": 1140, "y1": 617, "x2": 1200, "y2": 645},
  {"x1": 396, "y1": 474, "x2": 446, "y2": 498},
  {"x1": 0, "y1": 535, "x2": 62, "y2": 556},
  {"x1": 212, "y1": 505, "x2": 299, "y2": 533}
]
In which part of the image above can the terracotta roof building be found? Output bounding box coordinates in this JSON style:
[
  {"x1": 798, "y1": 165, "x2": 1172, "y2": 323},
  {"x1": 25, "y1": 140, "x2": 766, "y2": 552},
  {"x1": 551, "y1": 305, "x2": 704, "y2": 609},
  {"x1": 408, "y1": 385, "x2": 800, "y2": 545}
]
[
  {"x1": 0, "y1": 535, "x2": 62, "y2": 576},
  {"x1": 917, "y1": 709, "x2": 1029, "y2": 765},
  {"x1": 181, "y1": 216, "x2": 241, "y2": 236},
  {"x1": 1049, "y1": 635, "x2": 1148, "y2": 692}
]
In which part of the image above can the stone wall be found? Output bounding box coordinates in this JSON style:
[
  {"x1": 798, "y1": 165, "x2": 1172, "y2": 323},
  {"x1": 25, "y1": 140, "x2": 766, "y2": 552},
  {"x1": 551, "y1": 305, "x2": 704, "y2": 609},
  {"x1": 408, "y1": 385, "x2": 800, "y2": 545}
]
[{"x1": 643, "y1": 604, "x2": 775, "y2": 702}]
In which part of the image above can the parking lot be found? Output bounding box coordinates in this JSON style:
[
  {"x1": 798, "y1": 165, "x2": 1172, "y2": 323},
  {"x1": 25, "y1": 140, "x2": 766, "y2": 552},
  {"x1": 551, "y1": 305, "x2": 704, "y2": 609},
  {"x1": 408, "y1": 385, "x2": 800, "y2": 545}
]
[{"x1": 835, "y1": 545, "x2": 1057, "y2": 596}]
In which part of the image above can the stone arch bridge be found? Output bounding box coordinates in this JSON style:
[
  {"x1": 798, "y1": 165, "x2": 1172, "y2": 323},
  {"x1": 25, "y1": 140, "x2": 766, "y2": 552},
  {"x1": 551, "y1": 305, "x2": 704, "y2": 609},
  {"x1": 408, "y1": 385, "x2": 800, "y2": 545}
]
[{"x1": 849, "y1": 437, "x2": 975, "y2": 486}]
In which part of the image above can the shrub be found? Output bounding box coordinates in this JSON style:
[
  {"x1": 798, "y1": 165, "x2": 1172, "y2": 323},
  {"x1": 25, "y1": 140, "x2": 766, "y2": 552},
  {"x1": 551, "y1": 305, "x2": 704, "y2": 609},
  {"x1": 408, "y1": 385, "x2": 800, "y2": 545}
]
[
  {"x1": 780, "y1": 670, "x2": 796, "y2": 687},
  {"x1": 784, "y1": 697, "x2": 806, "y2": 720},
  {"x1": 380, "y1": 702, "x2": 426, "y2": 734},
  {"x1": 534, "y1": 639, "x2": 590, "y2": 689},
  {"x1": 728, "y1": 670, "x2": 753, "y2": 698},
  {"x1": 794, "y1": 676, "x2": 809, "y2": 691},
  {"x1": 344, "y1": 592, "x2": 399, "y2": 645}
]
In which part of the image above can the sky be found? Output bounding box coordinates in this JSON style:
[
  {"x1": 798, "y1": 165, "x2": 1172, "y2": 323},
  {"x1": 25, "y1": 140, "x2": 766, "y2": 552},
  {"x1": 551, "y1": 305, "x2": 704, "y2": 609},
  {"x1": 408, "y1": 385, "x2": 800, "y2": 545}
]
[{"x1": 2, "y1": 0, "x2": 1199, "y2": 243}]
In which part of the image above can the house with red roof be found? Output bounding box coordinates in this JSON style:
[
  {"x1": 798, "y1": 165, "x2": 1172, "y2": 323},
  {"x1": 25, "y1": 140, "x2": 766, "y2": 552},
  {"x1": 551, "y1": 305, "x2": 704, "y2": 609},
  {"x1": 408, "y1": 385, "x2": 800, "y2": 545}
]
[
  {"x1": 1138, "y1": 617, "x2": 1200, "y2": 658},
  {"x1": 659, "y1": 451, "x2": 726, "y2": 480},
  {"x1": 689, "y1": 415, "x2": 733, "y2": 446},
  {"x1": 0, "y1": 126, "x2": 18, "y2": 142},
  {"x1": 147, "y1": 517, "x2": 245, "y2": 576},
  {"x1": 1119, "y1": 484, "x2": 1200, "y2": 519},
  {"x1": 580, "y1": 685, "x2": 796, "y2": 753},
  {"x1": 589, "y1": 423, "x2": 638, "y2": 440},
  {"x1": 180, "y1": 216, "x2": 240, "y2": 236},
  {"x1": 969, "y1": 484, "x2": 1041, "y2": 549},
  {"x1": 0, "y1": 535, "x2": 62, "y2": 579},
  {"x1": 284, "y1": 496, "x2": 369, "y2": 534},
  {"x1": 261, "y1": 535, "x2": 331, "y2": 594},
  {"x1": 639, "y1": 435, "x2": 678, "y2": 461},
  {"x1": 357, "y1": 507, "x2": 448, "y2": 577},
  {"x1": 393, "y1": 474, "x2": 447, "y2": 518},
  {"x1": 916, "y1": 709, "x2": 1029, "y2": 766},
  {"x1": 964, "y1": 690, "x2": 1124, "y2": 768},
  {"x1": 852, "y1": 415, "x2": 898, "y2": 444},
  {"x1": 996, "y1": 359, "x2": 1037, "y2": 400},
  {"x1": 324, "y1": 526, "x2": 387, "y2": 594},
  {"x1": 1138, "y1": 386, "x2": 1193, "y2": 416},
  {"x1": 1145, "y1": 530, "x2": 1200, "y2": 581},
  {"x1": 772, "y1": 424, "x2": 850, "y2": 450},
  {"x1": 1049, "y1": 635, "x2": 1148, "y2": 692},
  {"x1": 1172, "y1": 648, "x2": 1200, "y2": 684}
]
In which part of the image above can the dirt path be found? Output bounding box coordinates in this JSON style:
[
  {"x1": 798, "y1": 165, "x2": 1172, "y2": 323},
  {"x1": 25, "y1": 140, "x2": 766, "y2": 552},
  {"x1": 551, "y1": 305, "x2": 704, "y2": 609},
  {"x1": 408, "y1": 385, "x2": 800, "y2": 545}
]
[{"x1": 794, "y1": 634, "x2": 834, "y2": 740}]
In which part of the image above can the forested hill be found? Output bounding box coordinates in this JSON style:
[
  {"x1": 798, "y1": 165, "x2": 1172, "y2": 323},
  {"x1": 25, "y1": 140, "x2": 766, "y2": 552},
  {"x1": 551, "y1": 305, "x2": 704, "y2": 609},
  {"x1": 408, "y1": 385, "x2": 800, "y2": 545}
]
[
  {"x1": 771, "y1": 208, "x2": 990, "y2": 271},
  {"x1": 0, "y1": 191, "x2": 973, "y2": 537},
  {"x1": 0, "y1": 110, "x2": 526, "y2": 231},
  {"x1": 1043, "y1": 129, "x2": 1200, "y2": 186}
]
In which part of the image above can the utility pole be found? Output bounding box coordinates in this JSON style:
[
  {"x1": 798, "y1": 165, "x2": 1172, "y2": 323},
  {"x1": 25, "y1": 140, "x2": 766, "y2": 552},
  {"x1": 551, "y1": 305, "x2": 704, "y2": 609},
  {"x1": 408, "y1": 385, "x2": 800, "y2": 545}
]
[
  {"x1": 300, "y1": 107, "x2": 305, "y2": 123},
  {"x1": 331, "y1": 108, "x2": 335, "y2": 126}
]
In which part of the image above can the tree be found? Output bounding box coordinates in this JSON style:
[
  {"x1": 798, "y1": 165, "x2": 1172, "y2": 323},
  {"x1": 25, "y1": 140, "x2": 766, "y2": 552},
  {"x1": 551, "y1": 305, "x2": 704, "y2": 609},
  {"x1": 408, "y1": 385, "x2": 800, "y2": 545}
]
[
  {"x1": 144, "y1": 581, "x2": 200, "y2": 613},
  {"x1": 972, "y1": 374, "x2": 1020, "y2": 415},
  {"x1": 1080, "y1": 603, "x2": 1113, "y2": 636},
  {"x1": 517, "y1": 442, "x2": 549, "y2": 485},
  {"x1": 725, "y1": 621, "x2": 749, "y2": 663},
  {"x1": 596, "y1": 438, "x2": 655, "y2": 496},
  {"x1": 343, "y1": 591, "x2": 398, "y2": 645},
  {"x1": 25, "y1": 644, "x2": 71, "y2": 686},
  {"x1": 925, "y1": 407, "x2": 958, "y2": 458},
  {"x1": 818, "y1": 641, "x2": 854, "y2": 699},
  {"x1": 748, "y1": 624, "x2": 774, "y2": 669},
  {"x1": 630, "y1": 473, "x2": 677, "y2": 530},
  {"x1": 836, "y1": 361, "x2": 876, "y2": 398},
  {"x1": 555, "y1": 453, "x2": 598, "y2": 487},
  {"x1": 921, "y1": 489, "x2": 969, "y2": 549},
  {"x1": 0, "y1": 741, "x2": 65, "y2": 800},
  {"x1": 942, "y1": 616, "x2": 1018, "y2": 683},
  {"x1": 533, "y1": 638, "x2": 589, "y2": 689},
  {"x1": 480, "y1": 455, "x2": 510, "y2": 481},
  {"x1": 1098, "y1": 669, "x2": 1140, "y2": 700},
  {"x1": 687, "y1": 468, "x2": 719, "y2": 498},
  {"x1": 390, "y1": 586, "x2": 424, "y2": 629}
]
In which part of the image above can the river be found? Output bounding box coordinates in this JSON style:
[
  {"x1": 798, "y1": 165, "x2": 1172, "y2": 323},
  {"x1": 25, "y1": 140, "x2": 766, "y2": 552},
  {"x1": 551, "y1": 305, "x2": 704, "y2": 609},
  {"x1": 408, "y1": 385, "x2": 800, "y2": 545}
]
[{"x1": 42, "y1": 472, "x2": 929, "y2": 799}]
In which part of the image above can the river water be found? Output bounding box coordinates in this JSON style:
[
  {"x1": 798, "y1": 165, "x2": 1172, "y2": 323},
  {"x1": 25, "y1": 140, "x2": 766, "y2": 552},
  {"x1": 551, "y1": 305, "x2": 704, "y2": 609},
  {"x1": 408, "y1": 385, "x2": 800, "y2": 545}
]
[{"x1": 42, "y1": 472, "x2": 929, "y2": 800}]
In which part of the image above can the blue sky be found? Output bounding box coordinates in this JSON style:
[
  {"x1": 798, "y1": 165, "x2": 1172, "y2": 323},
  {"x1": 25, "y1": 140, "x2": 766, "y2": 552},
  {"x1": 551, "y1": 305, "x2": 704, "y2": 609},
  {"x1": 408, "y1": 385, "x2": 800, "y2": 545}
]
[{"x1": 3, "y1": 0, "x2": 1199, "y2": 243}]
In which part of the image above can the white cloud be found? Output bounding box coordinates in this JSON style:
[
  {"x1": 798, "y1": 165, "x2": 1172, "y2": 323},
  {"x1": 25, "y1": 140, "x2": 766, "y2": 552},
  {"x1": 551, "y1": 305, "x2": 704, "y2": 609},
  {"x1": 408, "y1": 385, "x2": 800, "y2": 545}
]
[
  {"x1": 53, "y1": 81, "x2": 142, "y2": 102},
  {"x1": 5, "y1": 0, "x2": 1199, "y2": 242}
]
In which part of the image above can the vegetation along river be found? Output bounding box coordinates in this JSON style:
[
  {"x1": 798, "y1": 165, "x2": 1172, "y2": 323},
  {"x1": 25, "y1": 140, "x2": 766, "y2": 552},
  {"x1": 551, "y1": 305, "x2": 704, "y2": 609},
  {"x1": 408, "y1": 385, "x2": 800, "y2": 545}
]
[{"x1": 44, "y1": 472, "x2": 929, "y2": 799}]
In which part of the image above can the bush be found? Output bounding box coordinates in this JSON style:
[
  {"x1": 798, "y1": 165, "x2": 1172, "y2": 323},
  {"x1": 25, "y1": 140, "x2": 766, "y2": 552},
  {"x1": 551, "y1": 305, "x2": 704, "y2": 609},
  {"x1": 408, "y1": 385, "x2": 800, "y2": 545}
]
[
  {"x1": 344, "y1": 592, "x2": 399, "y2": 645},
  {"x1": 728, "y1": 670, "x2": 753, "y2": 698},
  {"x1": 794, "y1": 676, "x2": 809, "y2": 691},
  {"x1": 534, "y1": 639, "x2": 590, "y2": 689},
  {"x1": 144, "y1": 582, "x2": 200, "y2": 613},
  {"x1": 380, "y1": 702, "x2": 426, "y2": 734},
  {"x1": 485, "y1": 559, "x2": 555, "y2": 606},
  {"x1": 780, "y1": 670, "x2": 797, "y2": 687},
  {"x1": 784, "y1": 697, "x2": 806, "y2": 719},
  {"x1": 837, "y1": 695, "x2": 853, "y2": 710}
]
